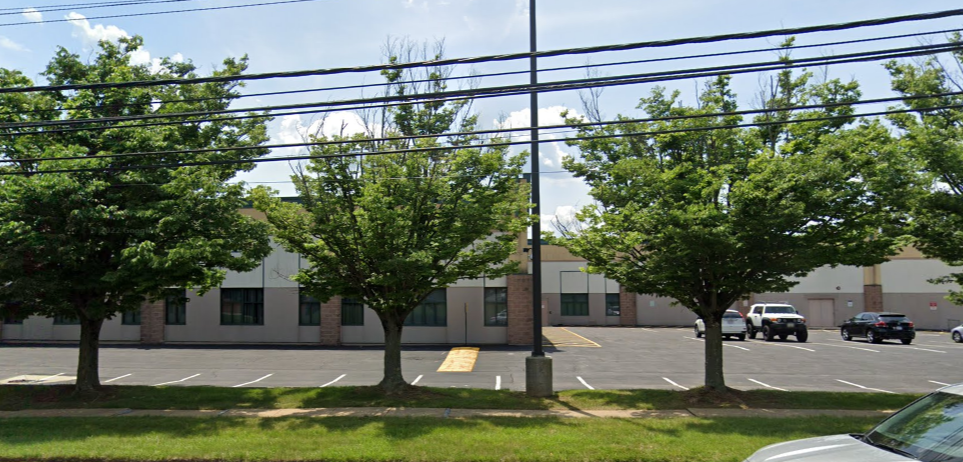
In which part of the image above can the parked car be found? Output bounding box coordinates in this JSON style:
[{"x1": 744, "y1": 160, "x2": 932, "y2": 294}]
[
  {"x1": 746, "y1": 303, "x2": 808, "y2": 342},
  {"x1": 840, "y1": 312, "x2": 915, "y2": 344},
  {"x1": 695, "y1": 310, "x2": 747, "y2": 341},
  {"x1": 744, "y1": 382, "x2": 963, "y2": 461},
  {"x1": 952, "y1": 323, "x2": 963, "y2": 343}
]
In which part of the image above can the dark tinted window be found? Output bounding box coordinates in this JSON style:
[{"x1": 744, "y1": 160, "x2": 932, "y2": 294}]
[
  {"x1": 723, "y1": 311, "x2": 742, "y2": 319},
  {"x1": 880, "y1": 315, "x2": 909, "y2": 322},
  {"x1": 764, "y1": 306, "x2": 795, "y2": 314}
]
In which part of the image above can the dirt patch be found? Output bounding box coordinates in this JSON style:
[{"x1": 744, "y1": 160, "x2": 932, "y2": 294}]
[{"x1": 681, "y1": 387, "x2": 750, "y2": 409}]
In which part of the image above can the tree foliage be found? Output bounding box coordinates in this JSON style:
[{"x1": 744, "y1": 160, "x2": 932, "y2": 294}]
[
  {"x1": 252, "y1": 41, "x2": 532, "y2": 394},
  {"x1": 558, "y1": 60, "x2": 903, "y2": 390},
  {"x1": 0, "y1": 37, "x2": 273, "y2": 393},
  {"x1": 887, "y1": 34, "x2": 963, "y2": 304}
]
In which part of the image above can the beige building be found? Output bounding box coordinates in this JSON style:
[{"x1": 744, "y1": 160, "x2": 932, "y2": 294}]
[{"x1": 3, "y1": 212, "x2": 962, "y2": 344}]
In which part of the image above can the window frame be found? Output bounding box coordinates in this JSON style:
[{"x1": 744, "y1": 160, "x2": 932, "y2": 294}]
[
  {"x1": 605, "y1": 293, "x2": 621, "y2": 317},
  {"x1": 341, "y1": 298, "x2": 365, "y2": 326},
  {"x1": 405, "y1": 289, "x2": 447, "y2": 327},
  {"x1": 165, "y1": 289, "x2": 187, "y2": 326},
  {"x1": 484, "y1": 287, "x2": 508, "y2": 327},
  {"x1": 220, "y1": 288, "x2": 264, "y2": 326},
  {"x1": 299, "y1": 290, "x2": 321, "y2": 326},
  {"x1": 560, "y1": 293, "x2": 589, "y2": 316},
  {"x1": 121, "y1": 309, "x2": 141, "y2": 325}
]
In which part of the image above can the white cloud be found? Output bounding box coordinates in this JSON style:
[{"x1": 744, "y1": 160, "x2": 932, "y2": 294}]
[
  {"x1": 0, "y1": 36, "x2": 27, "y2": 52},
  {"x1": 541, "y1": 205, "x2": 582, "y2": 234},
  {"x1": 494, "y1": 106, "x2": 584, "y2": 169},
  {"x1": 22, "y1": 8, "x2": 42, "y2": 23},
  {"x1": 66, "y1": 12, "x2": 129, "y2": 47}
]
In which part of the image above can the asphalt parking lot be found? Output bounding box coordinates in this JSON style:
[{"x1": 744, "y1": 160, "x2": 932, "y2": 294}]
[{"x1": 0, "y1": 327, "x2": 959, "y2": 393}]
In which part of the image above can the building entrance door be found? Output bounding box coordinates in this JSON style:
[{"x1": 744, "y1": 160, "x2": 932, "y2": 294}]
[{"x1": 806, "y1": 299, "x2": 835, "y2": 328}]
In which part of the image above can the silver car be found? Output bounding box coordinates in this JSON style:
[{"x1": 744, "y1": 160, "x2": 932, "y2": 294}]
[
  {"x1": 952, "y1": 324, "x2": 963, "y2": 343},
  {"x1": 744, "y1": 383, "x2": 963, "y2": 462}
]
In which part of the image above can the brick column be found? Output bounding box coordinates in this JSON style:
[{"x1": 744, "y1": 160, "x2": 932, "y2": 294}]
[
  {"x1": 320, "y1": 296, "x2": 342, "y2": 346},
  {"x1": 619, "y1": 287, "x2": 637, "y2": 326},
  {"x1": 864, "y1": 285, "x2": 883, "y2": 312},
  {"x1": 507, "y1": 274, "x2": 534, "y2": 346},
  {"x1": 140, "y1": 300, "x2": 165, "y2": 344}
]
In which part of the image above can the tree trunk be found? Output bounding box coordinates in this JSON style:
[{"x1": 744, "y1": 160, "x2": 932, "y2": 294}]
[
  {"x1": 703, "y1": 316, "x2": 726, "y2": 391},
  {"x1": 378, "y1": 313, "x2": 410, "y2": 393},
  {"x1": 76, "y1": 316, "x2": 105, "y2": 394}
]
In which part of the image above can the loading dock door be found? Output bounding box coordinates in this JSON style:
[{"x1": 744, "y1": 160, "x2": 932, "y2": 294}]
[{"x1": 806, "y1": 299, "x2": 835, "y2": 328}]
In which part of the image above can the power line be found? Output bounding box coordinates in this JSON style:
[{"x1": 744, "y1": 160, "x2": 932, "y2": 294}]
[
  {"x1": 3, "y1": 7, "x2": 963, "y2": 92},
  {"x1": 3, "y1": 41, "x2": 959, "y2": 134},
  {"x1": 7, "y1": 25, "x2": 961, "y2": 119},
  {"x1": 2, "y1": 101, "x2": 957, "y2": 176},
  {"x1": 0, "y1": 0, "x2": 157, "y2": 12},
  {"x1": 0, "y1": 0, "x2": 204, "y2": 17},
  {"x1": 7, "y1": 86, "x2": 962, "y2": 165},
  {"x1": 0, "y1": 0, "x2": 322, "y2": 27}
]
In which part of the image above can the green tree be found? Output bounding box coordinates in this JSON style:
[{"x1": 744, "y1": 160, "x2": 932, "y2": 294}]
[
  {"x1": 0, "y1": 37, "x2": 273, "y2": 393},
  {"x1": 252, "y1": 43, "x2": 531, "y2": 394},
  {"x1": 558, "y1": 71, "x2": 902, "y2": 391},
  {"x1": 887, "y1": 35, "x2": 963, "y2": 304}
]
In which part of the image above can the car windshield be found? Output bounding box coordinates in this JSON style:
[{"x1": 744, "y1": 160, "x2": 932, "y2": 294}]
[
  {"x1": 764, "y1": 306, "x2": 795, "y2": 314},
  {"x1": 723, "y1": 312, "x2": 742, "y2": 319},
  {"x1": 863, "y1": 391, "x2": 963, "y2": 462}
]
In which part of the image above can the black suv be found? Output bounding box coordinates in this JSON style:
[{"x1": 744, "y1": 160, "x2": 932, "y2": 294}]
[{"x1": 840, "y1": 312, "x2": 915, "y2": 345}]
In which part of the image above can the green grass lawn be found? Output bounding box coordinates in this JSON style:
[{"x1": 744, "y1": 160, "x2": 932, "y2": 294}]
[
  {"x1": 0, "y1": 384, "x2": 920, "y2": 411},
  {"x1": 0, "y1": 415, "x2": 882, "y2": 462}
]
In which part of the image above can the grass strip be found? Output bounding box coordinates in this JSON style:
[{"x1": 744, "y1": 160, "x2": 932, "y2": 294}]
[
  {"x1": 0, "y1": 415, "x2": 882, "y2": 462},
  {"x1": 0, "y1": 385, "x2": 920, "y2": 411}
]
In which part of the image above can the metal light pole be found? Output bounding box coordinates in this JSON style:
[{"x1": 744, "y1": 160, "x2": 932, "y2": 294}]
[{"x1": 525, "y1": 0, "x2": 553, "y2": 397}]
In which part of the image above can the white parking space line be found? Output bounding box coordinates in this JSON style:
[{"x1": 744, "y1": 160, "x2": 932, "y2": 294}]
[
  {"x1": 662, "y1": 377, "x2": 689, "y2": 391},
  {"x1": 639, "y1": 328, "x2": 657, "y2": 332},
  {"x1": 905, "y1": 347, "x2": 946, "y2": 354},
  {"x1": 748, "y1": 378, "x2": 788, "y2": 392},
  {"x1": 411, "y1": 375, "x2": 423, "y2": 385},
  {"x1": 684, "y1": 336, "x2": 751, "y2": 351},
  {"x1": 577, "y1": 376, "x2": 595, "y2": 390},
  {"x1": 153, "y1": 374, "x2": 200, "y2": 387},
  {"x1": 811, "y1": 342, "x2": 879, "y2": 353},
  {"x1": 232, "y1": 374, "x2": 273, "y2": 388},
  {"x1": 746, "y1": 340, "x2": 815, "y2": 352},
  {"x1": 321, "y1": 374, "x2": 346, "y2": 387},
  {"x1": 36, "y1": 373, "x2": 64, "y2": 383},
  {"x1": 495, "y1": 375, "x2": 502, "y2": 390},
  {"x1": 104, "y1": 374, "x2": 132, "y2": 383},
  {"x1": 929, "y1": 380, "x2": 951, "y2": 387},
  {"x1": 836, "y1": 379, "x2": 895, "y2": 394}
]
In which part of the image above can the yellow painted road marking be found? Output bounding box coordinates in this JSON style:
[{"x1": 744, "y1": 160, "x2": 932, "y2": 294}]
[
  {"x1": 437, "y1": 347, "x2": 480, "y2": 372},
  {"x1": 542, "y1": 327, "x2": 601, "y2": 348}
]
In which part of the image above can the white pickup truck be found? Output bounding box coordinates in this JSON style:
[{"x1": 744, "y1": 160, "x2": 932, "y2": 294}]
[{"x1": 746, "y1": 303, "x2": 808, "y2": 342}]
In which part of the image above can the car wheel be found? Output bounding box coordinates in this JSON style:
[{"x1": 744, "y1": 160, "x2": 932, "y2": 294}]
[
  {"x1": 867, "y1": 330, "x2": 881, "y2": 344},
  {"x1": 841, "y1": 328, "x2": 851, "y2": 341},
  {"x1": 695, "y1": 326, "x2": 702, "y2": 338},
  {"x1": 796, "y1": 331, "x2": 808, "y2": 343},
  {"x1": 737, "y1": 334, "x2": 746, "y2": 341},
  {"x1": 901, "y1": 338, "x2": 913, "y2": 345},
  {"x1": 763, "y1": 325, "x2": 775, "y2": 342},
  {"x1": 748, "y1": 324, "x2": 757, "y2": 339},
  {"x1": 954, "y1": 331, "x2": 962, "y2": 343}
]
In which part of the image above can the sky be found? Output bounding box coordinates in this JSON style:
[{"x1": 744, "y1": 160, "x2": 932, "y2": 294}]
[{"x1": 2, "y1": 0, "x2": 963, "y2": 229}]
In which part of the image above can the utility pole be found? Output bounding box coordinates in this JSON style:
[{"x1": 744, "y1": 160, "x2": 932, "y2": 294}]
[{"x1": 525, "y1": 0, "x2": 553, "y2": 397}]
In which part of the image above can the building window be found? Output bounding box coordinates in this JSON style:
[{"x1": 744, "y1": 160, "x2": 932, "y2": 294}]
[
  {"x1": 53, "y1": 314, "x2": 80, "y2": 325},
  {"x1": 2, "y1": 302, "x2": 24, "y2": 324},
  {"x1": 122, "y1": 310, "x2": 141, "y2": 325},
  {"x1": 221, "y1": 288, "x2": 264, "y2": 325},
  {"x1": 165, "y1": 289, "x2": 187, "y2": 325},
  {"x1": 405, "y1": 289, "x2": 447, "y2": 326},
  {"x1": 299, "y1": 290, "x2": 321, "y2": 326},
  {"x1": 341, "y1": 298, "x2": 364, "y2": 326},
  {"x1": 606, "y1": 293, "x2": 621, "y2": 316},
  {"x1": 561, "y1": 294, "x2": 589, "y2": 316},
  {"x1": 484, "y1": 288, "x2": 508, "y2": 326}
]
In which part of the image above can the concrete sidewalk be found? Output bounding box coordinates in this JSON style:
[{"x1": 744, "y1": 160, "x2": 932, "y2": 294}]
[{"x1": 0, "y1": 407, "x2": 892, "y2": 419}]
